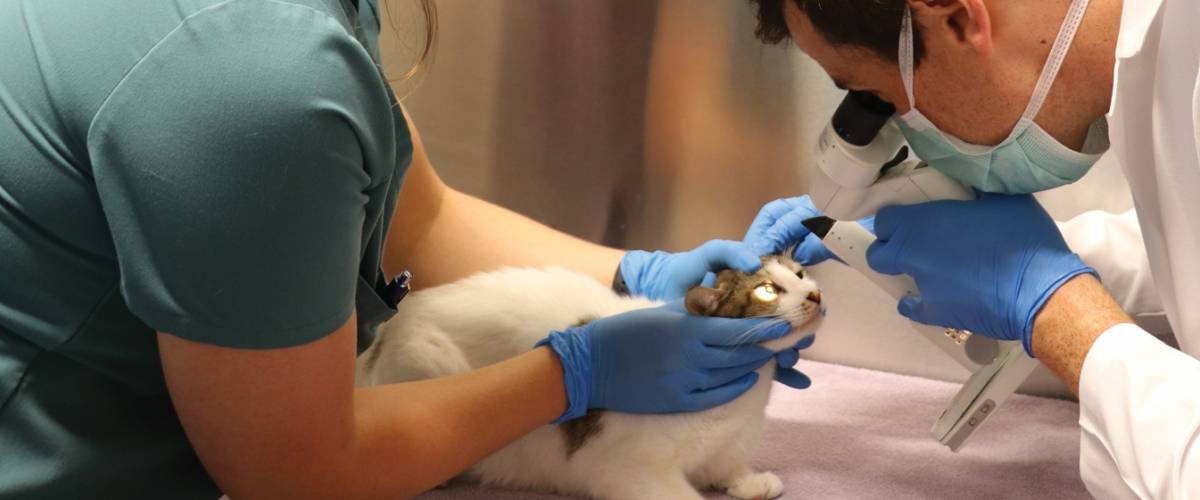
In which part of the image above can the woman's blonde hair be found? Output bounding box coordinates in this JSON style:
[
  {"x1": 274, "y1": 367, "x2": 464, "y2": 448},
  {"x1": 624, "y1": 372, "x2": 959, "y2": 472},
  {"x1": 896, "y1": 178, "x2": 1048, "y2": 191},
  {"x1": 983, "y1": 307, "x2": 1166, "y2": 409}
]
[{"x1": 386, "y1": 0, "x2": 438, "y2": 83}]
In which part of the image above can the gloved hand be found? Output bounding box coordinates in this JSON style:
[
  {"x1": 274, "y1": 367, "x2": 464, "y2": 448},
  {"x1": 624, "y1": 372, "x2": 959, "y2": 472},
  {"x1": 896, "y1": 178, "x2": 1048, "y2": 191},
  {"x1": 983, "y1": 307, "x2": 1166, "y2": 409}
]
[
  {"x1": 743, "y1": 195, "x2": 874, "y2": 265},
  {"x1": 537, "y1": 302, "x2": 792, "y2": 422},
  {"x1": 866, "y1": 194, "x2": 1096, "y2": 355},
  {"x1": 619, "y1": 240, "x2": 762, "y2": 301}
]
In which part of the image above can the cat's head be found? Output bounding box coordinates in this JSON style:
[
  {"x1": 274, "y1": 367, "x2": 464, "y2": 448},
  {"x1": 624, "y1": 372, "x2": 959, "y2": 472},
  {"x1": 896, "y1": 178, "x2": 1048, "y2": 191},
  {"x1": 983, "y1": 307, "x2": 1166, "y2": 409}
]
[{"x1": 684, "y1": 253, "x2": 823, "y2": 350}]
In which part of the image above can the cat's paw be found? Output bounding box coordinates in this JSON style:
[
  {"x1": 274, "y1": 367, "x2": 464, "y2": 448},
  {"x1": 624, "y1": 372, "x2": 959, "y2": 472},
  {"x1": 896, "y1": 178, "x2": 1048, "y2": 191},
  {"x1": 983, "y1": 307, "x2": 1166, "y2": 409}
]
[{"x1": 725, "y1": 471, "x2": 784, "y2": 500}]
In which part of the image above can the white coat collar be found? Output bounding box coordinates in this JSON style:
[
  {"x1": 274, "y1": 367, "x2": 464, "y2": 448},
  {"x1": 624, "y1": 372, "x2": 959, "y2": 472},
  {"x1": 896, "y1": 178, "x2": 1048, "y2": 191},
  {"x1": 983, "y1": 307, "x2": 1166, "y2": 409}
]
[{"x1": 1115, "y1": 0, "x2": 1165, "y2": 59}]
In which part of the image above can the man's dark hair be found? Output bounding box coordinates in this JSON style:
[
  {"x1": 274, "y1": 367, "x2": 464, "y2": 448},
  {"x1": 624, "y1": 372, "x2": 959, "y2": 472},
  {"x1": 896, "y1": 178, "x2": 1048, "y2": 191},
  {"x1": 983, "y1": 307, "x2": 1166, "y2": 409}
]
[{"x1": 748, "y1": 0, "x2": 924, "y2": 63}]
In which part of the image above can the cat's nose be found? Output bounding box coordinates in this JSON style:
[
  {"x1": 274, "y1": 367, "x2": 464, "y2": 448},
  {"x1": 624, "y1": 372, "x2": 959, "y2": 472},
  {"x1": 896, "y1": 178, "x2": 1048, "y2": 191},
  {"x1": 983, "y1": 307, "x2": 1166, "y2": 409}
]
[{"x1": 806, "y1": 291, "x2": 822, "y2": 304}]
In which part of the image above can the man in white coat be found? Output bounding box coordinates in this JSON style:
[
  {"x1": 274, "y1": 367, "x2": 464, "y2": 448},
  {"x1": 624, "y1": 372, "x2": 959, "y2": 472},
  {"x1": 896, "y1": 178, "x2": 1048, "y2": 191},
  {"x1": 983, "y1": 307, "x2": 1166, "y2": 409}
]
[{"x1": 743, "y1": 0, "x2": 1198, "y2": 497}]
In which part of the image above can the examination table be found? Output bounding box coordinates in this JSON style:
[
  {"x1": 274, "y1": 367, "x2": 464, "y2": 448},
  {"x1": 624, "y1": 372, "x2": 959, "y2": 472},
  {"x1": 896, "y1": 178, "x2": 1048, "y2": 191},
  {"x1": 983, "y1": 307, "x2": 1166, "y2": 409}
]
[{"x1": 418, "y1": 360, "x2": 1092, "y2": 499}]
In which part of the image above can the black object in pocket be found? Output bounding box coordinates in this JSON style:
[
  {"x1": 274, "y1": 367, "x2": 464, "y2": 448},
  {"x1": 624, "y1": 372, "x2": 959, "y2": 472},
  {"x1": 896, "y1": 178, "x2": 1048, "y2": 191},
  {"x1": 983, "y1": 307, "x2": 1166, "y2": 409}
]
[{"x1": 354, "y1": 274, "x2": 397, "y2": 354}]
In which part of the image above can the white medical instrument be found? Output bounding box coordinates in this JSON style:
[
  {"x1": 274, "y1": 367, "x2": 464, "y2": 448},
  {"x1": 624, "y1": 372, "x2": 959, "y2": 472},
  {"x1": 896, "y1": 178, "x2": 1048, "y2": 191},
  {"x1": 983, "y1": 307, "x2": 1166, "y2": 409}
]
[{"x1": 803, "y1": 91, "x2": 1040, "y2": 451}]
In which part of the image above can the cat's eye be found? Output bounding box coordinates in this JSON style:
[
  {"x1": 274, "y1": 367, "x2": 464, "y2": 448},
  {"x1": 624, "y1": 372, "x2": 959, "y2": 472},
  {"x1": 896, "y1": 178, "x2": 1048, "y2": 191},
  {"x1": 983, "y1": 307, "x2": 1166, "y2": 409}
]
[
  {"x1": 752, "y1": 283, "x2": 779, "y2": 303},
  {"x1": 796, "y1": 269, "x2": 805, "y2": 279}
]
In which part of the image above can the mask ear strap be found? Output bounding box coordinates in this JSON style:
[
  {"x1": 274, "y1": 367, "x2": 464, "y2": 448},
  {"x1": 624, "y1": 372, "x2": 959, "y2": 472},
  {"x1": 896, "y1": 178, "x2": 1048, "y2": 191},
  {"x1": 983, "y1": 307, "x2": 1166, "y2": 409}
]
[
  {"x1": 899, "y1": 6, "x2": 917, "y2": 111},
  {"x1": 1020, "y1": 0, "x2": 1091, "y2": 122}
]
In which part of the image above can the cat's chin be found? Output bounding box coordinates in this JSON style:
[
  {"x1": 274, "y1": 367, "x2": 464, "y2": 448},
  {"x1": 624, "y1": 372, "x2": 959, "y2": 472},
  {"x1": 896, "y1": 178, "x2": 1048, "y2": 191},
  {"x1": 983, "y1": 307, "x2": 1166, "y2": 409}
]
[{"x1": 787, "y1": 305, "x2": 825, "y2": 334}]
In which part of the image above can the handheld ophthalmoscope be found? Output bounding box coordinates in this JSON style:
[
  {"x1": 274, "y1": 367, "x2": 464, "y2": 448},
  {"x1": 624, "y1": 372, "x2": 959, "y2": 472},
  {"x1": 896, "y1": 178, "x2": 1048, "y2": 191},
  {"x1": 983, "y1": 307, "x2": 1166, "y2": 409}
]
[{"x1": 803, "y1": 91, "x2": 1040, "y2": 451}]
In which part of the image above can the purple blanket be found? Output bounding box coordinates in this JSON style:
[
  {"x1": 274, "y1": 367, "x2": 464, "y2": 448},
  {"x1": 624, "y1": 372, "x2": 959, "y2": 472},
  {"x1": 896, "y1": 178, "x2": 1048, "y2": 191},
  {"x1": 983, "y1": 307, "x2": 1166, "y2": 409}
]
[{"x1": 419, "y1": 360, "x2": 1091, "y2": 499}]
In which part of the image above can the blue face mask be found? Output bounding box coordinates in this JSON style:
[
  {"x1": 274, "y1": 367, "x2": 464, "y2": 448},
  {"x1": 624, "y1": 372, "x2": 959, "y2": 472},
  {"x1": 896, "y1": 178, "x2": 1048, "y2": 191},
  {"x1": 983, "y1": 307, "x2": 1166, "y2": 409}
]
[{"x1": 894, "y1": 0, "x2": 1109, "y2": 195}]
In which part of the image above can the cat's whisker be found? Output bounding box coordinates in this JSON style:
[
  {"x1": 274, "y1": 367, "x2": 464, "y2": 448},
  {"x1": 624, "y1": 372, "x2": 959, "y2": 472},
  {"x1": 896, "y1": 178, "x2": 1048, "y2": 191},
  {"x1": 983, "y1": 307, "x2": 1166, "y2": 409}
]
[{"x1": 732, "y1": 316, "x2": 794, "y2": 347}]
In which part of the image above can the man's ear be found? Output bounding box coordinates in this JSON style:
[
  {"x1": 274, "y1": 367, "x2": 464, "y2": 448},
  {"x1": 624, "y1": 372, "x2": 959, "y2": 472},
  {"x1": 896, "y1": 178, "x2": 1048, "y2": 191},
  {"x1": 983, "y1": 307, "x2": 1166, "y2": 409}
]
[{"x1": 908, "y1": 0, "x2": 993, "y2": 58}]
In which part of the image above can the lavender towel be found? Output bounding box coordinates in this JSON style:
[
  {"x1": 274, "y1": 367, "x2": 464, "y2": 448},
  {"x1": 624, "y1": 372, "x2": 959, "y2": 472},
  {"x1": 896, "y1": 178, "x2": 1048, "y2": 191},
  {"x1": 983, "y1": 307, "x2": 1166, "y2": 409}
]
[{"x1": 418, "y1": 360, "x2": 1092, "y2": 499}]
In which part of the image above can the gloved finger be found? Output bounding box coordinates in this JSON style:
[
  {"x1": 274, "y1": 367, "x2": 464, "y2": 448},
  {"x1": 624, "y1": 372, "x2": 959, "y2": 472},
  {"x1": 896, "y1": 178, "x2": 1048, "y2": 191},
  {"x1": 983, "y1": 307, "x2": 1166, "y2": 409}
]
[
  {"x1": 695, "y1": 240, "x2": 763, "y2": 274},
  {"x1": 792, "y1": 236, "x2": 834, "y2": 265},
  {"x1": 773, "y1": 334, "x2": 815, "y2": 369},
  {"x1": 743, "y1": 199, "x2": 789, "y2": 243},
  {"x1": 757, "y1": 208, "x2": 821, "y2": 256},
  {"x1": 870, "y1": 204, "x2": 910, "y2": 241},
  {"x1": 775, "y1": 348, "x2": 799, "y2": 369},
  {"x1": 793, "y1": 237, "x2": 842, "y2": 266},
  {"x1": 699, "y1": 358, "x2": 773, "y2": 390},
  {"x1": 692, "y1": 344, "x2": 776, "y2": 369},
  {"x1": 696, "y1": 317, "x2": 792, "y2": 346},
  {"x1": 685, "y1": 372, "x2": 760, "y2": 410},
  {"x1": 773, "y1": 367, "x2": 812, "y2": 389},
  {"x1": 897, "y1": 294, "x2": 936, "y2": 326},
  {"x1": 866, "y1": 238, "x2": 906, "y2": 276},
  {"x1": 700, "y1": 272, "x2": 717, "y2": 288},
  {"x1": 744, "y1": 197, "x2": 810, "y2": 241}
]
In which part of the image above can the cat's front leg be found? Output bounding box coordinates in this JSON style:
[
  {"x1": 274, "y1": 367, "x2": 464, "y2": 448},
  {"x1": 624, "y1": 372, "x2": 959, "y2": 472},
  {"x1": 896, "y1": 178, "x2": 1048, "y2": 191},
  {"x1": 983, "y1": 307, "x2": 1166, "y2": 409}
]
[
  {"x1": 701, "y1": 455, "x2": 784, "y2": 500},
  {"x1": 721, "y1": 469, "x2": 784, "y2": 500},
  {"x1": 591, "y1": 469, "x2": 704, "y2": 500}
]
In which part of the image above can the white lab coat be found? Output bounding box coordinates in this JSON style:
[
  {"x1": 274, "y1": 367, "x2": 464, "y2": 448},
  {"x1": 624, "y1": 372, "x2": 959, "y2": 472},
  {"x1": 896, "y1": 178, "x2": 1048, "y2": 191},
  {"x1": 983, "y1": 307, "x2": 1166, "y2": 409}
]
[{"x1": 1055, "y1": 0, "x2": 1200, "y2": 497}]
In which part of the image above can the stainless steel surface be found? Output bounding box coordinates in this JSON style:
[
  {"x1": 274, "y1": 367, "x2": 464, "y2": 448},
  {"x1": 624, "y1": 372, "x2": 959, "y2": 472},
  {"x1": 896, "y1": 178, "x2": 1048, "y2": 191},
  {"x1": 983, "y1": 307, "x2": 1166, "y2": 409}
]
[{"x1": 379, "y1": 0, "x2": 1136, "y2": 398}]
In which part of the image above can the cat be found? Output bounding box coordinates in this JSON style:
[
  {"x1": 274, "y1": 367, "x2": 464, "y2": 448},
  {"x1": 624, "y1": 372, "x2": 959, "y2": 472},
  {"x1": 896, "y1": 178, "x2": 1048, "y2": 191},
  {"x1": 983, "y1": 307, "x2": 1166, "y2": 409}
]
[{"x1": 356, "y1": 254, "x2": 824, "y2": 500}]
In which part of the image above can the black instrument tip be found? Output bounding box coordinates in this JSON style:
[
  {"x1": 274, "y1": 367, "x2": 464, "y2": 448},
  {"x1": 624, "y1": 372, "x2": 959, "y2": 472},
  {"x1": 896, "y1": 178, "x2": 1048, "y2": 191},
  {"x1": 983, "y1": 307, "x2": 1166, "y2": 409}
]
[{"x1": 802, "y1": 216, "x2": 836, "y2": 239}]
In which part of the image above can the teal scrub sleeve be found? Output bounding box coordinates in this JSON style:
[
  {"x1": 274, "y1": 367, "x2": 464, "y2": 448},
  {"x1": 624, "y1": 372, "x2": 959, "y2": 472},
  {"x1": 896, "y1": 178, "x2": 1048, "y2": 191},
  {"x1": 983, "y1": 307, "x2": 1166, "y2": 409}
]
[{"x1": 86, "y1": 2, "x2": 398, "y2": 349}]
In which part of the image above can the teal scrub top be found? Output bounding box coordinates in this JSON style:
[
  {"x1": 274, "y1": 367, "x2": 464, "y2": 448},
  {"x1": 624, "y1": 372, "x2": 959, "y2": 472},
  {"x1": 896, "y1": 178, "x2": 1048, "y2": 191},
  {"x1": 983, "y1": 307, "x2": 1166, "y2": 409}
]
[{"x1": 0, "y1": 0, "x2": 413, "y2": 497}]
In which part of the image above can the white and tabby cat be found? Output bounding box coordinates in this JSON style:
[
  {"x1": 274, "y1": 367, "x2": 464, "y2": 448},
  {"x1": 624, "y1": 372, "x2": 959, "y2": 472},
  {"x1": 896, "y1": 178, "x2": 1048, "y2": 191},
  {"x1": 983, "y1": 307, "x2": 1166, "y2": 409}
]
[{"x1": 356, "y1": 254, "x2": 823, "y2": 500}]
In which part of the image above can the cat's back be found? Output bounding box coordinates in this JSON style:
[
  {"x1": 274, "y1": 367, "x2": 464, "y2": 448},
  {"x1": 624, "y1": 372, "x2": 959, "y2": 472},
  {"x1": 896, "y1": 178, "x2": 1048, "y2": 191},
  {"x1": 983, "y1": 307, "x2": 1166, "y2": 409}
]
[
  {"x1": 400, "y1": 266, "x2": 652, "y2": 341},
  {"x1": 360, "y1": 267, "x2": 658, "y2": 382}
]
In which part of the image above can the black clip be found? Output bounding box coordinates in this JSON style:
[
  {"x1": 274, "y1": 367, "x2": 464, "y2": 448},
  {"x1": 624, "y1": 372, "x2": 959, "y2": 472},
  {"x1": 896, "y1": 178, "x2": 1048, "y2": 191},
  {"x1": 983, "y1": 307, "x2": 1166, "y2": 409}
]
[{"x1": 380, "y1": 270, "x2": 413, "y2": 308}]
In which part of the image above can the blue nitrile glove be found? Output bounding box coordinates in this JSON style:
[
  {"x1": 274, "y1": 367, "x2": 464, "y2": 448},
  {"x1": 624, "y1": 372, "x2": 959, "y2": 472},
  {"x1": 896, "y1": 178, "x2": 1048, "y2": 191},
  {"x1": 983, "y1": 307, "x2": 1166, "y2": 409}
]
[
  {"x1": 537, "y1": 301, "x2": 792, "y2": 422},
  {"x1": 866, "y1": 194, "x2": 1097, "y2": 355},
  {"x1": 743, "y1": 195, "x2": 874, "y2": 265},
  {"x1": 772, "y1": 334, "x2": 816, "y2": 389},
  {"x1": 619, "y1": 240, "x2": 762, "y2": 301}
]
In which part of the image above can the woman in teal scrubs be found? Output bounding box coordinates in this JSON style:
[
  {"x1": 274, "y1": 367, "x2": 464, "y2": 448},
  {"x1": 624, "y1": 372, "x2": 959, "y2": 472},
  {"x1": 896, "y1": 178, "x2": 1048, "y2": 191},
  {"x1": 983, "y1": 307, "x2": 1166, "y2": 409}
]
[{"x1": 0, "y1": 1, "x2": 811, "y2": 497}]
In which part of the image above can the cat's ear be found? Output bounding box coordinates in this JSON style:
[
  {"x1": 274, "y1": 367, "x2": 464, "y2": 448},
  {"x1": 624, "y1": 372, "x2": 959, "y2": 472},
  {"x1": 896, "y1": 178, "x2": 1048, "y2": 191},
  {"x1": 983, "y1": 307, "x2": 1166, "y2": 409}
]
[{"x1": 685, "y1": 286, "x2": 723, "y2": 316}]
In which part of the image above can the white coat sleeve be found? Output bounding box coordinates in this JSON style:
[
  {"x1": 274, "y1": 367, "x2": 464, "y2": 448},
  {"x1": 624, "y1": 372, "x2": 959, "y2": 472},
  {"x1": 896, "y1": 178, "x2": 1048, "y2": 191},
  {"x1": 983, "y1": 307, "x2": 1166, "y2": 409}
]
[
  {"x1": 1078, "y1": 324, "x2": 1200, "y2": 499},
  {"x1": 1058, "y1": 210, "x2": 1165, "y2": 319}
]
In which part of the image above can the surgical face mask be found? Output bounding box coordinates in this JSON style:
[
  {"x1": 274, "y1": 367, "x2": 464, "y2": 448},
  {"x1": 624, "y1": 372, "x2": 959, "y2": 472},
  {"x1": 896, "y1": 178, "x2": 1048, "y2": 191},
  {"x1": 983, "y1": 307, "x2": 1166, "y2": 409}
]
[{"x1": 894, "y1": 0, "x2": 1109, "y2": 194}]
